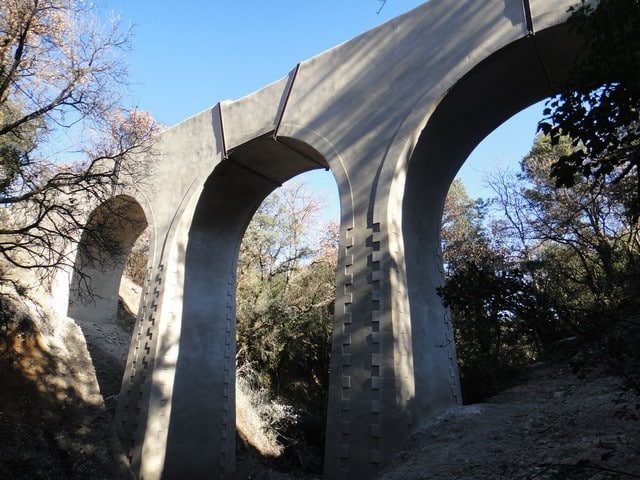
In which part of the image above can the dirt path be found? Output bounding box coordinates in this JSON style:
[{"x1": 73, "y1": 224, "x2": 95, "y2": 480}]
[{"x1": 377, "y1": 364, "x2": 640, "y2": 480}]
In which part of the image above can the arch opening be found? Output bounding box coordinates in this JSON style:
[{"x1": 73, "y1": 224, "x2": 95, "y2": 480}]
[
  {"x1": 234, "y1": 170, "x2": 338, "y2": 474},
  {"x1": 67, "y1": 194, "x2": 148, "y2": 413},
  {"x1": 68, "y1": 194, "x2": 148, "y2": 324},
  {"x1": 163, "y1": 134, "x2": 338, "y2": 478},
  {"x1": 401, "y1": 22, "x2": 584, "y2": 416}
]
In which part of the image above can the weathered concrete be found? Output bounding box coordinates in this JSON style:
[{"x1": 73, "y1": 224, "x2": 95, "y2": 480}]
[
  {"x1": 65, "y1": 0, "x2": 586, "y2": 478},
  {"x1": 67, "y1": 195, "x2": 148, "y2": 324}
]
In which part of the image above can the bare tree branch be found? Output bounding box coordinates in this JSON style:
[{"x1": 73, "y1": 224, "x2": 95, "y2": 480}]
[{"x1": 0, "y1": 0, "x2": 159, "y2": 293}]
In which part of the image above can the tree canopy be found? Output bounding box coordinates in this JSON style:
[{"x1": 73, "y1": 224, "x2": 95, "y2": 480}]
[
  {"x1": 539, "y1": 0, "x2": 640, "y2": 218},
  {"x1": 236, "y1": 183, "x2": 337, "y2": 408}
]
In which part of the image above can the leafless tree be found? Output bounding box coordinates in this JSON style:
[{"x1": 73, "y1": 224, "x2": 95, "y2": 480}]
[{"x1": 0, "y1": 0, "x2": 158, "y2": 287}]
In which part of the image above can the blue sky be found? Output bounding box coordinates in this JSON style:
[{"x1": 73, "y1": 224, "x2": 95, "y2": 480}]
[
  {"x1": 108, "y1": 1, "x2": 426, "y2": 123},
  {"x1": 105, "y1": 1, "x2": 545, "y2": 219}
]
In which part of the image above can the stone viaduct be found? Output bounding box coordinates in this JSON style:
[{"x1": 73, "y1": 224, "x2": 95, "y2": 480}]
[{"x1": 63, "y1": 0, "x2": 584, "y2": 478}]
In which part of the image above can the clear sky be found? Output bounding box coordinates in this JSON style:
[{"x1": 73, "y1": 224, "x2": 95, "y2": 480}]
[{"x1": 104, "y1": 0, "x2": 546, "y2": 218}]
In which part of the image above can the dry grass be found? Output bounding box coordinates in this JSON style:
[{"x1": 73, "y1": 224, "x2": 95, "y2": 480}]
[{"x1": 235, "y1": 369, "x2": 298, "y2": 458}]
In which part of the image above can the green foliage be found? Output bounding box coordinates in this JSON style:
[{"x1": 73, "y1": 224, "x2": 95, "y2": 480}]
[
  {"x1": 518, "y1": 135, "x2": 640, "y2": 330},
  {"x1": 439, "y1": 180, "x2": 558, "y2": 402},
  {"x1": 539, "y1": 0, "x2": 640, "y2": 218},
  {"x1": 491, "y1": 134, "x2": 640, "y2": 390},
  {"x1": 0, "y1": 143, "x2": 26, "y2": 194},
  {"x1": 441, "y1": 132, "x2": 640, "y2": 402},
  {"x1": 439, "y1": 256, "x2": 529, "y2": 402},
  {"x1": 236, "y1": 185, "x2": 336, "y2": 412},
  {"x1": 235, "y1": 185, "x2": 336, "y2": 473},
  {"x1": 441, "y1": 178, "x2": 491, "y2": 270},
  {"x1": 0, "y1": 100, "x2": 36, "y2": 196}
]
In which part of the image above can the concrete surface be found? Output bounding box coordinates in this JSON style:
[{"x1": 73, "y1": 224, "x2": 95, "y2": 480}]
[{"x1": 65, "y1": 0, "x2": 585, "y2": 478}]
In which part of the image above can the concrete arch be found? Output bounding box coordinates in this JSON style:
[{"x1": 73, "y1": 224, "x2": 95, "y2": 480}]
[
  {"x1": 386, "y1": 20, "x2": 583, "y2": 429},
  {"x1": 112, "y1": 1, "x2": 591, "y2": 479},
  {"x1": 166, "y1": 138, "x2": 330, "y2": 478},
  {"x1": 68, "y1": 194, "x2": 149, "y2": 324},
  {"x1": 277, "y1": 124, "x2": 354, "y2": 228},
  {"x1": 127, "y1": 134, "x2": 339, "y2": 480}
]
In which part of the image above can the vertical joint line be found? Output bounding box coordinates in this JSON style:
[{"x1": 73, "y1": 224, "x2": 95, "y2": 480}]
[
  {"x1": 273, "y1": 62, "x2": 301, "y2": 140},
  {"x1": 522, "y1": 0, "x2": 534, "y2": 35},
  {"x1": 217, "y1": 102, "x2": 228, "y2": 160},
  {"x1": 520, "y1": 1, "x2": 554, "y2": 102},
  {"x1": 532, "y1": 37, "x2": 554, "y2": 97},
  {"x1": 370, "y1": 223, "x2": 382, "y2": 461}
]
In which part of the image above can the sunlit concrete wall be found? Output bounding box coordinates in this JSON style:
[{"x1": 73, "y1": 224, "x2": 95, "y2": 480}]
[{"x1": 67, "y1": 196, "x2": 149, "y2": 325}]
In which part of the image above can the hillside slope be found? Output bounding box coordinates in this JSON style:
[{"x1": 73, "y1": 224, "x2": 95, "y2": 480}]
[{"x1": 0, "y1": 286, "x2": 132, "y2": 480}]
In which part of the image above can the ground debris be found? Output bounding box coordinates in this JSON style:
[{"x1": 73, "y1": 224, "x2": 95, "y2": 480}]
[{"x1": 377, "y1": 364, "x2": 640, "y2": 480}]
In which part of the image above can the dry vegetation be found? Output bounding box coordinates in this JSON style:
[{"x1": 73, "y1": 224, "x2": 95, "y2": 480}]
[
  {"x1": 0, "y1": 274, "x2": 309, "y2": 479},
  {"x1": 0, "y1": 284, "x2": 131, "y2": 480}
]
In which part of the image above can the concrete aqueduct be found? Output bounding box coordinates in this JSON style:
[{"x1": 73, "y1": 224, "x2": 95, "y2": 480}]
[{"x1": 65, "y1": 0, "x2": 585, "y2": 478}]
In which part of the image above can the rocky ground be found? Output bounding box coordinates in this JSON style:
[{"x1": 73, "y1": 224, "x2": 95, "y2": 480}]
[
  {"x1": 0, "y1": 285, "x2": 133, "y2": 480},
  {"x1": 377, "y1": 363, "x2": 640, "y2": 480},
  {"x1": 1, "y1": 281, "x2": 639, "y2": 479}
]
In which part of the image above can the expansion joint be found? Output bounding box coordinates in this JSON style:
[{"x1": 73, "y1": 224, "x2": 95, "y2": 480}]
[
  {"x1": 531, "y1": 33, "x2": 554, "y2": 96},
  {"x1": 275, "y1": 137, "x2": 329, "y2": 170},
  {"x1": 521, "y1": 0, "x2": 534, "y2": 35},
  {"x1": 520, "y1": 1, "x2": 554, "y2": 110},
  {"x1": 273, "y1": 62, "x2": 301, "y2": 140},
  {"x1": 225, "y1": 156, "x2": 282, "y2": 187},
  {"x1": 217, "y1": 103, "x2": 228, "y2": 160}
]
